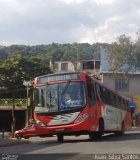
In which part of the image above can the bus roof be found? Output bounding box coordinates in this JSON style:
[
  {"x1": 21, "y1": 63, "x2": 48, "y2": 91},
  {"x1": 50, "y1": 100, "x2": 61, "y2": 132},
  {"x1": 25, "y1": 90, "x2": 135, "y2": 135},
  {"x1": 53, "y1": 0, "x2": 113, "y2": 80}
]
[
  {"x1": 34, "y1": 71, "x2": 128, "y2": 101},
  {"x1": 35, "y1": 72, "x2": 82, "y2": 85}
]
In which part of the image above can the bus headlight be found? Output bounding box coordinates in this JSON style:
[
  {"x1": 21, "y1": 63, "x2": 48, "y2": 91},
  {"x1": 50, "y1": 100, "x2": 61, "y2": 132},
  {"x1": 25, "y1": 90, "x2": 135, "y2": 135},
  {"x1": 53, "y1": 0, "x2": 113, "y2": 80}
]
[{"x1": 75, "y1": 113, "x2": 88, "y2": 123}]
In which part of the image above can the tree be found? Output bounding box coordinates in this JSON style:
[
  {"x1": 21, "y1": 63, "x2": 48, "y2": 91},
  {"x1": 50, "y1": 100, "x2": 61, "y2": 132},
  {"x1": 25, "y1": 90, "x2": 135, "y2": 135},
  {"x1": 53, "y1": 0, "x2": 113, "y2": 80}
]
[
  {"x1": 107, "y1": 34, "x2": 140, "y2": 73},
  {"x1": 0, "y1": 43, "x2": 101, "y2": 62},
  {"x1": 133, "y1": 30, "x2": 140, "y2": 70},
  {"x1": 0, "y1": 53, "x2": 51, "y2": 88}
]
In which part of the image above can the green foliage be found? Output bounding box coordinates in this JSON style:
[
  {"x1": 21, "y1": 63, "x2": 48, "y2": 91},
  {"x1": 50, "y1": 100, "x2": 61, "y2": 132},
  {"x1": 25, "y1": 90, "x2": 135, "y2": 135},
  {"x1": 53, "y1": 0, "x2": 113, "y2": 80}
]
[
  {"x1": 0, "y1": 42, "x2": 101, "y2": 88},
  {"x1": 133, "y1": 38, "x2": 140, "y2": 70},
  {"x1": 0, "y1": 43, "x2": 101, "y2": 61},
  {"x1": 0, "y1": 53, "x2": 51, "y2": 88},
  {"x1": 107, "y1": 34, "x2": 140, "y2": 73}
]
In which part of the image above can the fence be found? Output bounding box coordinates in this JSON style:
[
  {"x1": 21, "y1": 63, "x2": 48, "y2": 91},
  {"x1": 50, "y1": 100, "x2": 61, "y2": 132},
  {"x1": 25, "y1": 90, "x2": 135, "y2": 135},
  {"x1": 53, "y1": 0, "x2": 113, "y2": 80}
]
[{"x1": 0, "y1": 99, "x2": 27, "y2": 106}]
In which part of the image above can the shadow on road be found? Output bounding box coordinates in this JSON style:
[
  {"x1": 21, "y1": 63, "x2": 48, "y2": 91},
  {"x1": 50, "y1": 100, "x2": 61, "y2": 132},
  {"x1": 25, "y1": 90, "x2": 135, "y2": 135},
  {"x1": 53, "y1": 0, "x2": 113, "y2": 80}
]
[
  {"x1": 101, "y1": 132, "x2": 140, "y2": 142},
  {"x1": 16, "y1": 154, "x2": 98, "y2": 160},
  {"x1": 33, "y1": 131, "x2": 140, "y2": 145},
  {"x1": 0, "y1": 130, "x2": 139, "y2": 155}
]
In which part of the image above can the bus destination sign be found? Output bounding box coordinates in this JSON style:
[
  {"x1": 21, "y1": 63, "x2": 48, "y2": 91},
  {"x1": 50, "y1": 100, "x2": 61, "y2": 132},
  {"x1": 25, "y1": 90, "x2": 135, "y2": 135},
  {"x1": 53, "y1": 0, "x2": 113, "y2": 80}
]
[{"x1": 37, "y1": 73, "x2": 80, "y2": 84}]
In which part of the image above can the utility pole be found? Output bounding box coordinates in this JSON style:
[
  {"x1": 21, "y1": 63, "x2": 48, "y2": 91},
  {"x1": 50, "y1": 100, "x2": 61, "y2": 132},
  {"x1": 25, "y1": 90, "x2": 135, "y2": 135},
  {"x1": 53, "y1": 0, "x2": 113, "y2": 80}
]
[
  {"x1": 23, "y1": 80, "x2": 32, "y2": 126},
  {"x1": 11, "y1": 95, "x2": 15, "y2": 138}
]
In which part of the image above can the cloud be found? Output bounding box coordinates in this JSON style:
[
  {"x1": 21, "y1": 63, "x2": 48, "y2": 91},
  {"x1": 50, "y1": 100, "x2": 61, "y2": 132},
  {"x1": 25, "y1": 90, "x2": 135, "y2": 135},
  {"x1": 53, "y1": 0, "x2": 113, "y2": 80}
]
[
  {"x1": 58, "y1": 0, "x2": 86, "y2": 4},
  {"x1": 0, "y1": 0, "x2": 140, "y2": 45}
]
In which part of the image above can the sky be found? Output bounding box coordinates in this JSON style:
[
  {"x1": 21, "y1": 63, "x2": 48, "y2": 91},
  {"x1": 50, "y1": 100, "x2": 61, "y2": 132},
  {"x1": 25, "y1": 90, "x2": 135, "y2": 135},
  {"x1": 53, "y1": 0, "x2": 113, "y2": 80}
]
[{"x1": 0, "y1": 0, "x2": 140, "y2": 46}]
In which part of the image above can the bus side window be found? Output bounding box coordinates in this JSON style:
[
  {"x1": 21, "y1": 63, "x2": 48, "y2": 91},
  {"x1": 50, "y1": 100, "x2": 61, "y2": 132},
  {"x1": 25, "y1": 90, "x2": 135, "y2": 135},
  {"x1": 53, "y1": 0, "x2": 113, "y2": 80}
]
[
  {"x1": 112, "y1": 94, "x2": 117, "y2": 107},
  {"x1": 34, "y1": 88, "x2": 39, "y2": 107},
  {"x1": 95, "y1": 84, "x2": 103, "y2": 102},
  {"x1": 104, "y1": 89, "x2": 111, "y2": 105},
  {"x1": 86, "y1": 76, "x2": 95, "y2": 106},
  {"x1": 127, "y1": 101, "x2": 130, "y2": 111},
  {"x1": 41, "y1": 89, "x2": 45, "y2": 107},
  {"x1": 118, "y1": 96, "x2": 122, "y2": 109}
]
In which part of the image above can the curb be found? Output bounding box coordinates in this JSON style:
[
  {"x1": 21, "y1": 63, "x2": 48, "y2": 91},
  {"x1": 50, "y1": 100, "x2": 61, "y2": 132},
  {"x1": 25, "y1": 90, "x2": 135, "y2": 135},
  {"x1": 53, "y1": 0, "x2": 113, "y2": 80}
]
[
  {"x1": 0, "y1": 138, "x2": 30, "y2": 147},
  {"x1": 131, "y1": 126, "x2": 140, "y2": 131}
]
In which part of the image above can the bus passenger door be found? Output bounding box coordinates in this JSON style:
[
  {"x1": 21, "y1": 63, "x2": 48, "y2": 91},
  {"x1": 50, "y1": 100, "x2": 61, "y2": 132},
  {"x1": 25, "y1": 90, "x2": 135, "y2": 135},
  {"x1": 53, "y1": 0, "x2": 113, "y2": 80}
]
[
  {"x1": 86, "y1": 76, "x2": 97, "y2": 128},
  {"x1": 95, "y1": 83, "x2": 105, "y2": 118}
]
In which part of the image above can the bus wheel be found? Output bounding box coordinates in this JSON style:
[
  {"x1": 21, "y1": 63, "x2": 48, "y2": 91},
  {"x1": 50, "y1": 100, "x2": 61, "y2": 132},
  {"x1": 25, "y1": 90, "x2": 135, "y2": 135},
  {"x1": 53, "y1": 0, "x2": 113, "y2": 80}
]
[
  {"x1": 57, "y1": 134, "x2": 64, "y2": 143},
  {"x1": 121, "y1": 121, "x2": 125, "y2": 134},
  {"x1": 94, "y1": 119, "x2": 104, "y2": 140},
  {"x1": 89, "y1": 132, "x2": 94, "y2": 140},
  {"x1": 116, "y1": 122, "x2": 125, "y2": 136}
]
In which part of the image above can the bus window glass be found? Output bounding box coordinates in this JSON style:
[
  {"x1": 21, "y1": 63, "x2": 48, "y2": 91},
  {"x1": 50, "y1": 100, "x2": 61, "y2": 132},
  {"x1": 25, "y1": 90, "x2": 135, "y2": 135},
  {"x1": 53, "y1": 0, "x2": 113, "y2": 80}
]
[
  {"x1": 106, "y1": 90, "x2": 111, "y2": 105},
  {"x1": 95, "y1": 84, "x2": 101, "y2": 101},
  {"x1": 47, "y1": 84, "x2": 58, "y2": 112},
  {"x1": 41, "y1": 89, "x2": 45, "y2": 107},
  {"x1": 34, "y1": 81, "x2": 86, "y2": 113},
  {"x1": 86, "y1": 76, "x2": 95, "y2": 105},
  {"x1": 95, "y1": 84, "x2": 105, "y2": 103},
  {"x1": 118, "y1": 97, "x2": 122, "y2": 109},
  {"x1": 112, "y1": 94, "x2": 116, "y2": 106},
  {"x1": 34, "y1": 86, "x2": 48, "y2": 112},
  {"x1": 34, "y1": 88, "x2": 39, "y2": 107},
  {"x1": 58, "y1": 81, "x2": 86, "y2": 110}
]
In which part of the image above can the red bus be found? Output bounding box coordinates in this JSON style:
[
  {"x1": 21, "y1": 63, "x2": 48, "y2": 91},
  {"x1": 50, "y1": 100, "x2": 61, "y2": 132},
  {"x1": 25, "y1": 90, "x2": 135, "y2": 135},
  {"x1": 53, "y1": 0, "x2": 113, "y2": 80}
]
[{"x1": 32, "y1": 71, "x2": 132, "y2": 142}]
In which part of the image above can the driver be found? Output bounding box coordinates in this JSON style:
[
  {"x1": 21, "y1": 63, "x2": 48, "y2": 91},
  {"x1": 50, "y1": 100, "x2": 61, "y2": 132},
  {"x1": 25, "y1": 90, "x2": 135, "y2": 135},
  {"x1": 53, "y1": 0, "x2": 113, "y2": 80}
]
[{"x1": 60, "y1": 93, "x2": 72, "y2": 109}]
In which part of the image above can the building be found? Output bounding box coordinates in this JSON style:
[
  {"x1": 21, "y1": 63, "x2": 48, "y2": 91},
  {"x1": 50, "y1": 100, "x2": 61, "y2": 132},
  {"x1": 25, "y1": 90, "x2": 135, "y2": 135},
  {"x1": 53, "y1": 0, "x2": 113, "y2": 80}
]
[
  {"x1": 50, "y1": 59, "x2": 101, "y2": 79},
  {"x1": 100, "y1": 46, "x2": 140, "y2": 115},
  {"x1": 50, "y1": 60, "x2": 75, "y2": 72},
  {"x1": 0, "y1": 98, "x2": 27, "y2": 132},
  {"x1": 0, "y1": 88, "x2": 31, "y2": 132}
]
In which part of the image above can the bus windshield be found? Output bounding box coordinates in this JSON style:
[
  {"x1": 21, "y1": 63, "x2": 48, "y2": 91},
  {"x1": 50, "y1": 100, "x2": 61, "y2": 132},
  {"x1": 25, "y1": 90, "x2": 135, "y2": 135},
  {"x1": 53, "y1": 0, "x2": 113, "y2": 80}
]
[{"x1": 34, "y1": 81, "x2": 86, "y2": 113}]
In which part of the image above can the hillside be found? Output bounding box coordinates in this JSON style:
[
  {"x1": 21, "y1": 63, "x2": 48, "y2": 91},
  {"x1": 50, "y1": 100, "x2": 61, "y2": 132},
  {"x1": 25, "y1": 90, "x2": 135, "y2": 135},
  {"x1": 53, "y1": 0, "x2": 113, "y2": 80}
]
[{"x1": 0, "y1": 43, "x2": 105, "y2": 61}]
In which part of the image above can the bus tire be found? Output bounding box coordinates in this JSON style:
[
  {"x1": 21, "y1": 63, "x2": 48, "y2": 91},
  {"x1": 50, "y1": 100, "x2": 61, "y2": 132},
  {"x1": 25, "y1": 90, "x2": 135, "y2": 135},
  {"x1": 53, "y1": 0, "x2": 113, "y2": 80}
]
[
  {"x1": 116, "y1": 121, "x2": 125, "y2": 136},
  {"x1": 94, "y1": 119, "x2": 104, "y2": 140},
  {"x1": 121, "y1": 121, "x2": 125, "y2": 134},
  {"x1": 89, "y1": 132, "x2": 94, "y2": 140},
  {"x1": 57, "y1": 134, "x2": 64, "y2": 143}
]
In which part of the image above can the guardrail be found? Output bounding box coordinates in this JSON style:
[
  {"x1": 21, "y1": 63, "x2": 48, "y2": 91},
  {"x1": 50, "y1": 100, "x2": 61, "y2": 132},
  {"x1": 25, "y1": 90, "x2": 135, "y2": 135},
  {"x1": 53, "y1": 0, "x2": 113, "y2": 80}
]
[{"x1": 0, "y1": 99, "x2": 27, "y2": 106}]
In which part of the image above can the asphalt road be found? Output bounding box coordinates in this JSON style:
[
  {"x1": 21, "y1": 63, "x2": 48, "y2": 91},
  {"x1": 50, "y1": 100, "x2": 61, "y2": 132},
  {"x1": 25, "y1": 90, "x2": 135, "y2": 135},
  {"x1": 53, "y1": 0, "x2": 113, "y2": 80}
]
[{"x1": 0, "y1": 128, "x2": 140, "y2": 160}]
